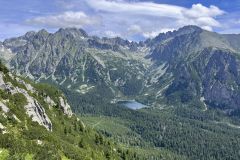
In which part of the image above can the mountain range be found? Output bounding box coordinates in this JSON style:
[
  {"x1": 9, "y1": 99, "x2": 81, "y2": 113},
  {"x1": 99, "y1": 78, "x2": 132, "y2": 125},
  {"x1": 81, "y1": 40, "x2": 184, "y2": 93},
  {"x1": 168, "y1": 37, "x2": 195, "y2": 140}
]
[
  {"x1": 1, "y1": 25, "x2": 240, "y2": 114},
  {"x1": 1, "y1": 25, "x2": 240, "y2": 159}
]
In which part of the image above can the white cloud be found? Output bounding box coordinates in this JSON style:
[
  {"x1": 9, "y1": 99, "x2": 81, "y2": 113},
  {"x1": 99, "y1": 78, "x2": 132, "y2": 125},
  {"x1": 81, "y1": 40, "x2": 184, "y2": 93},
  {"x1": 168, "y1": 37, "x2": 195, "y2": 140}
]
[
  {"x1": 86, "y1": 0, "x2": 184, "y2": 18},
  {"x1": 127, "y1": 25, "x2": 174, "y2": 38},
  {"x1": 143, "y1": 28, "x2": 175, "y2": 38},
  {"x1": 234, "y1": 19, "x2": 240, "y2": 24},
  {"x1": 25, "y1": 0, "x2": 226, "y2": 40},
  {"x1": 182, "y1": 4, "x2": 224, "y2": 18},
  {"x1": 26, "y1": 11, "x2": 100, "y2": 28},
  {"x1": 104, "y1": 30, "x2": 121, "y2": 37},
  {"x1": 127, "y1": 25, "x2": 142, "y2": 34},
  {"x1": 201, "y1": 26, "x2": 213, "y2": 31},
  {"x1": 85, "y1": 0, "x2": 225, "y2": 33}
]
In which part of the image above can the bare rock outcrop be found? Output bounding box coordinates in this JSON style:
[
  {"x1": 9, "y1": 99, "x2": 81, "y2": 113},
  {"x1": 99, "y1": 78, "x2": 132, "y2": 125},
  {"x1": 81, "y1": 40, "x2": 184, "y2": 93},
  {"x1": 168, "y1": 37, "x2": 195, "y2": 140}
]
[
  {"x1": 24, "y1": 94, "x2": 52, "y2": 131},
  {"x1": 59, "y1": 97, "x2": 72, "y2": 117},
  {"x1": 0, "y1": 72, "x2": 52, "y2": 131}
]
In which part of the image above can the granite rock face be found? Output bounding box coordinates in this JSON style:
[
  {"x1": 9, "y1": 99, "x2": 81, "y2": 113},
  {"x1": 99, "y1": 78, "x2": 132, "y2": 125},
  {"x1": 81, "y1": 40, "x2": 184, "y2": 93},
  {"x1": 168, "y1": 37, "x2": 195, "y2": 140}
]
[
  {"x1": 59, "y1": 97, "x2": 73, "y2": 117},
  {"x1": 0, "y1": 71, "x2": 52, "y2": 130},
  {"x1": 24, "y1": 92, "x2": 52, "y2": 131}
]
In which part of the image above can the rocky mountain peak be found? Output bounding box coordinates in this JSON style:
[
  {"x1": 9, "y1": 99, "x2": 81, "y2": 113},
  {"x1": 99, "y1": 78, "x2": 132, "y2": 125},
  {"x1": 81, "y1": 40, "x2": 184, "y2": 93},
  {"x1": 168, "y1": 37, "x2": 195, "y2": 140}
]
[
  {"x1": 56, "y1": 27, "x2": 88, "y2": 38},
  {"x1": 148, "y1": 25, "x2": 203, "y2": 46},
  {"x1": 24, "y1": 31, "x2": 36, "y2": 39},
  {"x1": 17, "y1": 29, "x2": 49, "y2": 41},
  {"x1": 177, "y1": 25, "x2": 203, "y2": 34},
  {"x1": 31, "y1": 29, "x2": 50, "y2": 42},
  {"x1": 37, "y1": 29, "x2": 49, "y2": 36}
]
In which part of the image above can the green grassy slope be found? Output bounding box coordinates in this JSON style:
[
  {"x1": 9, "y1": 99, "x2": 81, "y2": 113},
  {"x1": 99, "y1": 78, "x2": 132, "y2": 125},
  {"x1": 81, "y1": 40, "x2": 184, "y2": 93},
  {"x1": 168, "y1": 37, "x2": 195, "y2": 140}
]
[{"x1": 0, "y1": 62, "x2": 137, "y2": 160}]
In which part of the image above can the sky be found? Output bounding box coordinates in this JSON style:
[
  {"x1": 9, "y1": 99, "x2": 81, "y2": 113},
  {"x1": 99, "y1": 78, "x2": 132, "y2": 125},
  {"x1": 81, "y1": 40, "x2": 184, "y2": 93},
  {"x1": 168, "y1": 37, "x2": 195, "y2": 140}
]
[{"x1": 0, "y1": 0, "x2": 240, "y2": 41}]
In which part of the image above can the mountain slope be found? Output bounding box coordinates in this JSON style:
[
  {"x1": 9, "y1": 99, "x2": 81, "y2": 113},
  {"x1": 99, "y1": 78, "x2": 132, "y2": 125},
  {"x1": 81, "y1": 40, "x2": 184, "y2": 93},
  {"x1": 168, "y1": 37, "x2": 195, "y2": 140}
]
[
  {"x1": 146, "y1": 26, "x2": 240, "y2": 113},
  {"x1": 0, "y1": 62, "x2": 139, "y2": 160}
]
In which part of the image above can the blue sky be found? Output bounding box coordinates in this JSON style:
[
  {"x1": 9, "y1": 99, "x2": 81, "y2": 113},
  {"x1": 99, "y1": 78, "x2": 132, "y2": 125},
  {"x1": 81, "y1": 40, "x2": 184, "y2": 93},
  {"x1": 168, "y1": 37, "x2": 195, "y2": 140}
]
[{"x1": 1, "y1": 0, "x2": 240, "y2": 41}]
